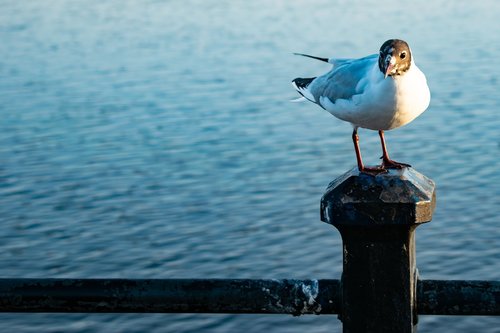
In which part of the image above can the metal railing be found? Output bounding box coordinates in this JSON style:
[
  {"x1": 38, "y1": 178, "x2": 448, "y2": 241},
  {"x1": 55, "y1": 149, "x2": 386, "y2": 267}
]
[
  {"x1": 0, "y1": 278, "x2": 498, "y2": 316},
  {"x1": 1, "y1": 167, "x2": 498, "y2": 332}
]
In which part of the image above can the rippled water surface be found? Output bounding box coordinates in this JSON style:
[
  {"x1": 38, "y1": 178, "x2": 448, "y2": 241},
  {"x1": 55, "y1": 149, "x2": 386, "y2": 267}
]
[{"x1": 1, "y1": 1, "x2": 499, "y2": 332}]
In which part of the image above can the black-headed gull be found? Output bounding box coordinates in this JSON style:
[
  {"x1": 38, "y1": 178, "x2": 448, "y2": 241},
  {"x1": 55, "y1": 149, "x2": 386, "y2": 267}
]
[{"x1": 292, "y1": 39, "x2": 430, "y2": 175}]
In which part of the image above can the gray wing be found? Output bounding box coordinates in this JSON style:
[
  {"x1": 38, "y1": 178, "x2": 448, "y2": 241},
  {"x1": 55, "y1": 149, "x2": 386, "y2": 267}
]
[{"x1": 309, "y1": 54, "x2": 378, "y2": 104}]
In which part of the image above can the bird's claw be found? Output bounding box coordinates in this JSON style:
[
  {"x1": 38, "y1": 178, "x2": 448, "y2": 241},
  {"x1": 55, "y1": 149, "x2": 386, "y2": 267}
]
[
  {"x1": 359, "y1": 159, "x2": 411, "y2": 176},
  {"x1": 382, "y1": 159, "x2": 411, "y2": 169},
  {"x1": 360, "y1": 166, "x2": 388, "y2": 176}
]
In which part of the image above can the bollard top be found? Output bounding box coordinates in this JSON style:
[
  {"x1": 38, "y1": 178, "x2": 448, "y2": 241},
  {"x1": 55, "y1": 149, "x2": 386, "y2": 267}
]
[{"x1": 321, "y1": 167, "x2": 436, "y2": 226}]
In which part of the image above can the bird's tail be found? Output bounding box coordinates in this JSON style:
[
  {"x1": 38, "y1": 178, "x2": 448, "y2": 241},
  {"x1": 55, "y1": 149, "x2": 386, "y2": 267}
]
[
  {"x1": 291, "y1": 77, "x2": 316, "y2": 102},
  {"x1": 293, "y1": 53, "x2": 329, "y2": 63}
]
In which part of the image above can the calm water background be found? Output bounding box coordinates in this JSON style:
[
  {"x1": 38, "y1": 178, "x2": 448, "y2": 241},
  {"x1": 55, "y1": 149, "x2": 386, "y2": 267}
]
[{"x1": 1, "y1": 1, "x2": 499, "y2": 332}]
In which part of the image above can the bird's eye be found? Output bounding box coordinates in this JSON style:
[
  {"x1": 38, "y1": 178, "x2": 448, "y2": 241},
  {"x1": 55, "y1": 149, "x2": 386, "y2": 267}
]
[{"x1": 400, "y1": 52, "x2": 407, "y2": 59}]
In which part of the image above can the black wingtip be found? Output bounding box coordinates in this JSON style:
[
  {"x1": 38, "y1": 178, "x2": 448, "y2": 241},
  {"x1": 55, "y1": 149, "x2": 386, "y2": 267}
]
[
  {"x1": 293, "y1": 53, "x2": 329, "y2": 63},
  {"x1": 292, "y1": 77, "x2": 315, "y2": 89}
]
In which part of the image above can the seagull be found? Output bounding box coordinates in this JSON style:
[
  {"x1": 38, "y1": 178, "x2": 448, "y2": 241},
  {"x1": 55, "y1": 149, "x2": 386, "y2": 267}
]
[{"x1": 292, "y1": 39, "x2": 430, "y2": 175}]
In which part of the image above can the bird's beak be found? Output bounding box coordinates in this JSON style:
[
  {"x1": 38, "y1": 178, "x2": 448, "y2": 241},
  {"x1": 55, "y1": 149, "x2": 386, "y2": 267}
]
[{"x1": 384, "y1": 56, "x2": 396, "y2": 79}]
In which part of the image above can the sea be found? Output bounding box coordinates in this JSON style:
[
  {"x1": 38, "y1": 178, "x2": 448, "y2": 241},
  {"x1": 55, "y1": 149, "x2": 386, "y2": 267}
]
[{"x1": 0, "y1": 1, "x2": 499, "y2": 332}]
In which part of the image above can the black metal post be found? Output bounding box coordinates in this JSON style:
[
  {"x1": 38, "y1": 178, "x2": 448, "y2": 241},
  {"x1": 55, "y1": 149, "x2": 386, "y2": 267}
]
[{"x1": 321, "y1": 167, "x2": 436, "y2": 333}]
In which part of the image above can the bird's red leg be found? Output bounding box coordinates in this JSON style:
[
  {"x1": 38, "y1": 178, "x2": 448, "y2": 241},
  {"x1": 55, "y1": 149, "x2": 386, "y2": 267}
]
[
  {"x1": 352, "y1": 128, "x2": 364, "y2": 171},
  {"x1": 352, "y1": 128, "x2": 386, "y2": 175},
  {"x1": 379, "y1": 130, "x2": 411, "y2": 169}
]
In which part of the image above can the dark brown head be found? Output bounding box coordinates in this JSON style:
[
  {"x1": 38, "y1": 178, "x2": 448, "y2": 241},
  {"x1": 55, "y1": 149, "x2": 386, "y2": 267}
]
[{"x1": 378, "y1": 39, "x2": 412, "y2": 78}]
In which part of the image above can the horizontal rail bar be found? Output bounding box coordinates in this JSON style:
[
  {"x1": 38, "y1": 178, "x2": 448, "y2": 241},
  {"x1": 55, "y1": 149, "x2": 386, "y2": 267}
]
[
  {"x1": 418, "y1": 280, "x2": 500, "y2": 316},
  {"x1": 0, "y1": 278, "x2": 339, "y2": 315},
  {"x1": 0, "y1": 279, "x2": 497, "y2": 316}
]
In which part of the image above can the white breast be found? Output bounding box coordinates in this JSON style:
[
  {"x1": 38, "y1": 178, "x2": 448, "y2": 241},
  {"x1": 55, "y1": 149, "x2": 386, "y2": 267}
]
[
  {"x1": 320, "y1": 63, "x2": 430, "y2": 131},
  {"x1": 389, "y1": 65, "x2": 431, "y2": 129}
]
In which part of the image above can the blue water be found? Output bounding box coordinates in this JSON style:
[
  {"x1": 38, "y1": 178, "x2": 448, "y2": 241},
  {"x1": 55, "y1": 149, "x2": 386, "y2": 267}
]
[{"x1": 1, "y1": 1, "x2": 499, "y2": 332}]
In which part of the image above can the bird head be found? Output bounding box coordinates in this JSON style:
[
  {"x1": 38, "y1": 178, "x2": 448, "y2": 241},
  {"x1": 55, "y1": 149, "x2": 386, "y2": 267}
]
[{"x1": 378, "y1": 39, "x2": 412, "y2": 79}]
